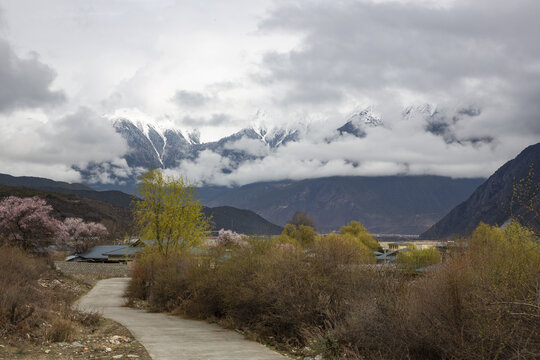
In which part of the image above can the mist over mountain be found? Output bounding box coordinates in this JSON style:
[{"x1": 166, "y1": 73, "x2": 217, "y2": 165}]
[{"x1": 77, "y1": 104, "x2": 497, "y2": 190}]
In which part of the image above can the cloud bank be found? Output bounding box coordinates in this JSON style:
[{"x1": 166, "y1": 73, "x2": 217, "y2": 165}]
[{"x1": 0, "y1": 0, "x2": 538, "y2": 185}]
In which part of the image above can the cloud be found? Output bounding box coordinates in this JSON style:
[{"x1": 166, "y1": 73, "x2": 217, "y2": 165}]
[
  {"x1": 0, "y1": 38, "x2": 65, "y2": 113},
  {"x1": 166, "y1": 150, "x2": 232, "y2": 185},
  {"x1": 172, "y1": 90, "x2": 212, "y2": 108},
  {"x1": 169, "y1": 103, "x2": 536, "y2": 187},
  {"x1": 256, "y1": 0, "x2": 540, "y2": 137},
  {"x1": 0, "y1": 107, "x2": 128, "y2": 181},
  {"x1": 181, "y1": 113, "x2": 231, "y2": 127},
  {"x1": 223, "y1": 138, "x2": 270, "y2": 157}
]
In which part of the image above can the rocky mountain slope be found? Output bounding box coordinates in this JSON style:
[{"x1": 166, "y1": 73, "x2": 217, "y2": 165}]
[
  {"x1": 197, "y1": 175, "x2": 485, "y2": 234},
  {"x1": 421, "y1": 143, "x2": 540, "y2": 239}
]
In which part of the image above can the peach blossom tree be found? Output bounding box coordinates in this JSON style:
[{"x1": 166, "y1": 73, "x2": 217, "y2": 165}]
[
  {"x1": 0, "y1": 196, "x2": 66, "y2": 251},
  {"x1": 63, "y1": 217, "x2": 109, "y2": 253}
]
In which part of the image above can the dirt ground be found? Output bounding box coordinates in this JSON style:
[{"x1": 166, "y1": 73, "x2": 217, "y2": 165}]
[
  {"x1": 0, "y1": 318, "x2": 151, "y2": 360},
  {"x1": 0, "y1": 265, "x2": 151, "y2": 360}
]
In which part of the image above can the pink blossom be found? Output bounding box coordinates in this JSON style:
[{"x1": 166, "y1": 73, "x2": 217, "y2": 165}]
[
  {"x1": 216, "y1": 229, "x2": 248, "y2": 247},
  {"x1": 0, "y1": 196, "x2": 66, "y2": 251},
  {"x1": 63, "y1": 217, "x2": 109, "y2": 253}
]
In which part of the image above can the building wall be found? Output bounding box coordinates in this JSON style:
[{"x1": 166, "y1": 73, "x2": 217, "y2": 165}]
[{"x1": 54, "y1": 261, "x2": 131, "y2": 277}]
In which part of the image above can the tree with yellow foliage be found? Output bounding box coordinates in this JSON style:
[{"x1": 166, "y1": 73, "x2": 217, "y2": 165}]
[{"x1": 133, "y1": 169, "x2": 210, "y2": 256}]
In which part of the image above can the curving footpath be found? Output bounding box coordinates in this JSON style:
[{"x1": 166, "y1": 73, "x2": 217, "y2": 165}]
[{"x1": 76, "y1": 278, "x2": 288, "y2": 360}]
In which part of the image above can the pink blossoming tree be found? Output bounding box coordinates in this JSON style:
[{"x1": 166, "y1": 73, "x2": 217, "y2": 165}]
[
  {"x1": 63, "y1": 217, "x2": 109, "y2": 254},
  {"x1": 216, "y1": 229, "x2": 248, "y2": 247},
  {"x1": 0, "y1": 196, "x2": 66, "y2": 251}
]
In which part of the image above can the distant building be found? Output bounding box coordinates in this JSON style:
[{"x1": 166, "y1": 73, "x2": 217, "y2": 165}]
[
  {"x1": 388, "y1": 242, "x2": 409, "y2": 251},
  {"x1": 65, "y1": 241, "x2": 146, "y2": 263}
]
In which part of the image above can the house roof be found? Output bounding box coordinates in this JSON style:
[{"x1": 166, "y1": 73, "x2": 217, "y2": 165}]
[
  {"x1": 78, "y1": 245, "x2": 128, "y2": 260},
  {"x1": 103, "y1": 246, "x2": 143, "y2": 257}
]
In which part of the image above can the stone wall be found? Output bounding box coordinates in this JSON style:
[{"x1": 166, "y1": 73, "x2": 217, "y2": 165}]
[{"x1": 55, "y1": 261, "x2": 130, "y2": 278}]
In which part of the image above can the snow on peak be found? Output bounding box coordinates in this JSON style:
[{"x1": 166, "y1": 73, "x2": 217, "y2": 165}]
[
  {"x1": 186, "y1": 129, "x2": 201, "y2": 145},
  {"x1": 402, "y1": 104, "x2": 438, "y2": 121},
  {"x1": 245, "y1": 109, "x2": 302, "y2": 147},
  {"x1": 347, "y1": 106, "x2": 383, "y2": 128}
]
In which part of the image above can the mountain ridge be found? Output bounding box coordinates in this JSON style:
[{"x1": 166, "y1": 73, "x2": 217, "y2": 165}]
[
  {"x1": 196, "y1": 175, "x2": 485, "y2": 234},
  {"x1": 420, "y1": 142, "x2": 540, "y2": 239}
]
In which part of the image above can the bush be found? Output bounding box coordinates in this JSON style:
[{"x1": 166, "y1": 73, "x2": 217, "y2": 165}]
[
  {"x1": 0, "y1": 245, "x2": 50, "y2": 336},
  {"x1": 313, "y1": 233, "x2": 375, "y2": 266},
  {"x1": 127, "y1": 222, "x2": 540, "y2": 359},
  {"x1": 281, "y1": 224, "x2": 317, "y2": 248},
  {"x1": 340, "y1": 221, "x2": 380, "y2": 251},
  {"x1": 128, "y1": 235, "x2": 377, "y2": 351},
  {"x1": 396, "y1": 246, "x2": 442, "y2": 271},
  {"x1": 46, "y1": 318, "x2": 75, "y2": 342}
]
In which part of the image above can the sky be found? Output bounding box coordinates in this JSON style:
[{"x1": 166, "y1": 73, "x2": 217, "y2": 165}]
[{"x1": 0, "y1": 0, "x2": 539, "y2": 185}]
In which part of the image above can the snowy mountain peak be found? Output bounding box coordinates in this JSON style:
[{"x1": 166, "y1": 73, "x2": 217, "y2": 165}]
[
  {"x1": 347, "y1": 106, "x2": 384, "y2": 128},
  {"x1": 402, "y1": 104, "x2": 438, "y2": 121},
  {"x1": 186, "y1": 129, "x2": 201, "y2": 145}
]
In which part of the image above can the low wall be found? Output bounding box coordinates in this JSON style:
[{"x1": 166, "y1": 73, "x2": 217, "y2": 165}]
[{"x1": 54, "y1": 261, "x2": 131, "y2": 278}]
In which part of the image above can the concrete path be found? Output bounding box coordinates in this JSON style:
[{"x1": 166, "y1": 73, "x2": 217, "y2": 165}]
[{"x1": 76, "y1": 278, "x2": 288, "y2": 360}]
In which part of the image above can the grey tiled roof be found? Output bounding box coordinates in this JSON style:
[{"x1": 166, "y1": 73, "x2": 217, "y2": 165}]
[{"x1": 78, "y1": 245, "x2": 127, "y2": 259}]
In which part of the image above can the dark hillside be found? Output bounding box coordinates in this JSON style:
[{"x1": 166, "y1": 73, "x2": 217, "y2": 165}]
[
  {"x1": 421, "y1": 143, "x2": 540, "y2": 239},
  {"x1": 197, "y1": 175, "x2": 485, "y2": 234}
]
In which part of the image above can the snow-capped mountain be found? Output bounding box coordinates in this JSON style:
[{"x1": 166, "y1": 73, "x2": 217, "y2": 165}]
[
  {"x1": 338, "y1": 107, "x2": 383, "y2": 138},
  {"x1": 77, "y1": 104, "x2": 492, "y2": 192},
  {"x1": 110, "y1": 115, "x2": 305, "y2": 171}
]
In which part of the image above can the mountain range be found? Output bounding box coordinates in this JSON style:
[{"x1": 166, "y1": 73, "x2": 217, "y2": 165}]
[
  {"x1": 74, "y1": 105, "x2": 497, "y2": 234},
  {"x1": 421, "y1": 142, "x2": 540, "y2": 239}
]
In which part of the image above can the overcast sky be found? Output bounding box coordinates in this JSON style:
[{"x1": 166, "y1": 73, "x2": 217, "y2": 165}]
[{"x1": 0, "y1": 0, "x2": 538, "y2": 184}]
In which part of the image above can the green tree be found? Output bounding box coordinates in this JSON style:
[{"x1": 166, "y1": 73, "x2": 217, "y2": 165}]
[
  {"x1": 340, "y1": 221, "x2": 380, "y2": 251},
  {"x1": 280, "y1": 223, "x2": 316, "y2": 248},
  {"x1": 133, "y1": 169, "x2": 210, "y2": 256}
]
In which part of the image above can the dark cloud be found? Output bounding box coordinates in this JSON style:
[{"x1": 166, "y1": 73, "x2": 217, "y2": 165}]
[
  {"x1": 182, "y1": 113, "x2": 231, "y2": 127},
  {"x1": 423, "y1": 107, "x2": 494, "y2": 145},
  {"x1": 172, "y1": 90, "x2": 211, "y2": 108},
  {"x1": 0, "y1": 38, "x2": 65, "y2": 113},
  {"x1": 457, "y1": 106, "x2": 482, "y2": 117},
  {"x1": 256, "y1": 0, "x2": 540, "y2": 138}
]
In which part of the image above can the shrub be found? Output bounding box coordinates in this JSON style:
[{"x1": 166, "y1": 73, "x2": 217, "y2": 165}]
[
  {"x1": 313, "y1": 233, "x2": 375, "y2": 266},
  {"x1": 0, "y1": 245, "x2": 49, "y2": 336},
  {"x1": 281, "y1": 223, "x2": 317, "y2": 248},
  {"x1": 46, "y1": 318, "x2": 75, "y2": 342},
  {"x1": 340, "y1": 221, "x2": 380, "y2": 251},
  {"x1": 127, "y1": 222, "x2": 540, "y2": 359},
  {"x1": 396, "y1": 246, "x2": 442, "y2": 271}
]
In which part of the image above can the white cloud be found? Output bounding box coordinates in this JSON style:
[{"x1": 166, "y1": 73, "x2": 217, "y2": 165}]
[
  {"x1": 0, "y1": 107, "x2": 128, "y2": 181},
  {"x1": 223, "y1": 138, "x2": 270, "y2": 157},
  {"x1": 169, "y1": 107, "x2": 534, "y2": 186}
]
